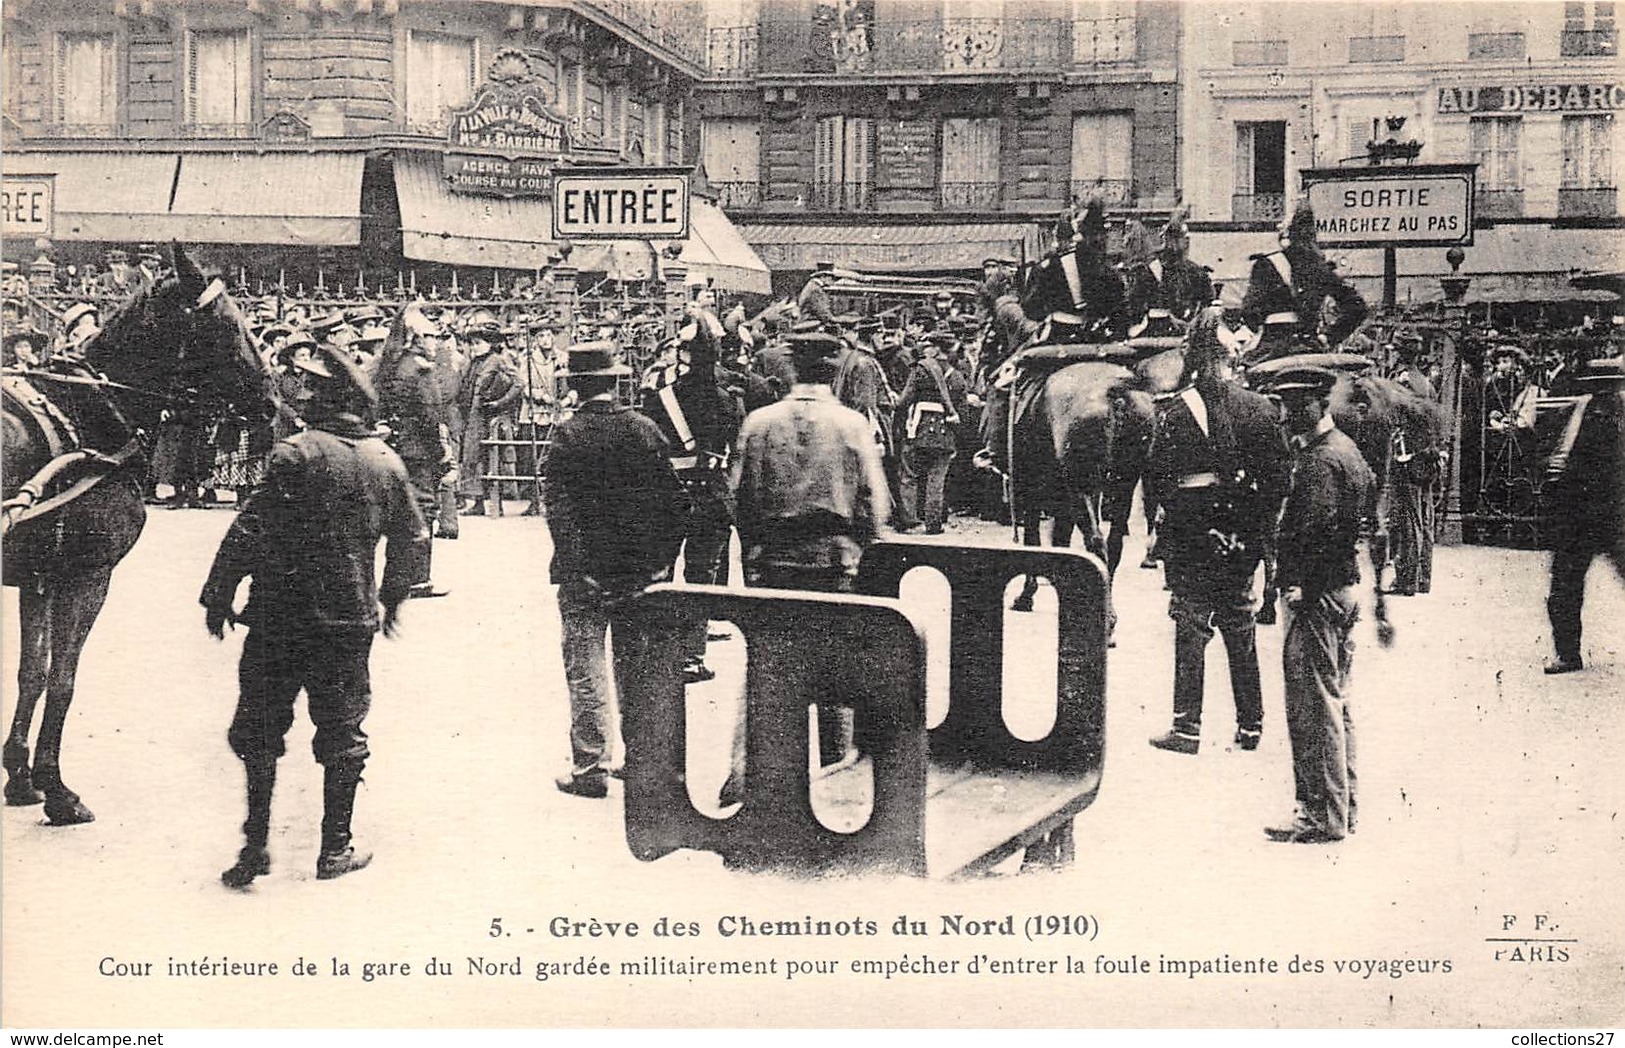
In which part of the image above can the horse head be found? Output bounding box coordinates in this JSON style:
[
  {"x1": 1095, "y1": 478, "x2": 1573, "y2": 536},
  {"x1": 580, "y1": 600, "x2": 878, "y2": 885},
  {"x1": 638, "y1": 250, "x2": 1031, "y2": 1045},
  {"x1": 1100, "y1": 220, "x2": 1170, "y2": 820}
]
[{"x1": 80, "y1": 243, "x2": 276, "y2": 430}]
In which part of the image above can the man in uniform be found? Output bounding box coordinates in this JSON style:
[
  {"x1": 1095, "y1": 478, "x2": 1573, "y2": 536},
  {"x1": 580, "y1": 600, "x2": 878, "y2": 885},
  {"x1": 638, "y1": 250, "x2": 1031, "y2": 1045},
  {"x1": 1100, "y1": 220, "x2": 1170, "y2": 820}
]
[
  {"x1": 379, "y1": 305, "x2": 456, "y2": 597},
  {"x1": 1384, "y1": 332, "x2": 1443, "y2": 597},
  {"x1": 1146, "y1": 308, "x2": 1293, "y2": 755},
  {"x1": 831, "y1": 314, "x2": 901, "y2": 525},
  {"x1": 1264, "y1": 364, "x2": 1377, "y2": 844},
  {"x1": 1141, "y1": 208, "x2": 1214, "y2": 334},
  {"x1": 1241, "y1": 203, "x2": 1368, "y2": 364},
  {"x1": 544, "y1": 341, "x2": 685, "y2": 798},
  {"x1": 1540, "y1": 357, "x2": 1625, "y2": 674},
  {"x1": 726, "y1": 330, "x2": 891, "y2": 794},
  {"x1": 203, "y1": 342, "x2": 427, "y2": 886}
]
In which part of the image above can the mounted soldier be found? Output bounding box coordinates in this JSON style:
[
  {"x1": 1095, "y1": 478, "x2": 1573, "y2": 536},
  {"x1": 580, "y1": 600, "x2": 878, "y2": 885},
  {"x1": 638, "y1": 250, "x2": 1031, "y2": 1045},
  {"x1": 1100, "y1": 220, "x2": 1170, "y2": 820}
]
[
  {"x1": 1133, "y1": 208, "x2": 1214, "y2": 337},
  {"x1": 1240, "y1": 201, "x2": 1368, "y2": 365}
]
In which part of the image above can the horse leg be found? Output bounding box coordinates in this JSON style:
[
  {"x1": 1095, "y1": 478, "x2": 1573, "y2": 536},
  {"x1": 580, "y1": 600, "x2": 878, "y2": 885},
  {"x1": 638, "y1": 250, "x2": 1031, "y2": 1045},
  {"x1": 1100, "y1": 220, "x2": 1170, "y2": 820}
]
[
  {"x1": 1012, "y1": 507, "x2": 1041, "y2": 613},
  {"x1": 5, "y1": 584, "x2": 51, "y2": 806},
  {"x1": 1081, "y1": 493, "x2": 1119, "y2": 645},
  {"x1": 32, "y1": 568, "x2": 113, "y2": 826}
]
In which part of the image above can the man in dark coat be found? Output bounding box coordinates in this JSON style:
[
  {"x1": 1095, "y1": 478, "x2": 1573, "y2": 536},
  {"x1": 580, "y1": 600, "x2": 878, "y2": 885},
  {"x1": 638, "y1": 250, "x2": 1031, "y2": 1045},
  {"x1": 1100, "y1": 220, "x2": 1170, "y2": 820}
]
[
  {"x1": 1540, "y1": 358, "x2": 1625, "y2": 674},
  {"x1": 1138, "y1": 208, "x2": 1214, "y2": 334},
  {"x1": 379, "y1": 305, "x2": 456, "y2": 597},
  {"x1": 1147, "y1": 308, "x2": 1292, "y2": 755},
  {"x1": 202, "y1": 343, "x2": 427, "y2": 887},
  {"x1": 545, "y1": 341, "x2": 685, "y2": 798},
  {"x1": 1241, "y1": 203, "x2": 1368, "y2": 364},
  {"x1": 1265, "y1": 365, "x2": 1378, "y2": 844}
]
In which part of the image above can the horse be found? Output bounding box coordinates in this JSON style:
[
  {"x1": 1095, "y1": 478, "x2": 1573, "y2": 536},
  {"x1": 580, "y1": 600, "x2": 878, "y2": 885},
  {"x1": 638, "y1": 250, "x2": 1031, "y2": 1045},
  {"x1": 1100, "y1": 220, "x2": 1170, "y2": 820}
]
[{"x1": 2, "y1": 244, "x2": 274, "y2": 824}]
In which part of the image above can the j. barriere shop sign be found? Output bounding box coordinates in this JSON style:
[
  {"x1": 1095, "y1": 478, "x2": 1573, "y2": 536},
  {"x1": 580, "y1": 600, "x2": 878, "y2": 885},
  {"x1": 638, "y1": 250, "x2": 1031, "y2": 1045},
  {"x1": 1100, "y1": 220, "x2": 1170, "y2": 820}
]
[{"x1": 1437, "y1": 83, "x2": 1624, "y2": 115}]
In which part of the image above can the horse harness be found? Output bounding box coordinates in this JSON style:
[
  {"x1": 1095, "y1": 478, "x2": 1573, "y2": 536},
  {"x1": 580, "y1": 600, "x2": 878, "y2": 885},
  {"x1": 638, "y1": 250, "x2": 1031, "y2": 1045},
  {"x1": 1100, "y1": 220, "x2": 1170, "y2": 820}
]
[{"x1": 1, "y1": 364, "x2": 155, "y2": 535}]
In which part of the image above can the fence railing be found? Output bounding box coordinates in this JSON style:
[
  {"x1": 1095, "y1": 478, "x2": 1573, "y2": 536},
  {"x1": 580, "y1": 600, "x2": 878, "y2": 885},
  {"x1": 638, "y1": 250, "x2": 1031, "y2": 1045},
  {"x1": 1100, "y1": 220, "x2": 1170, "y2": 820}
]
[
  {"x1": 940, "y1": 181, "x2": 1001, "y2": 210},
  {"x1": 1070, "y1": 178, "x2": 1136, "y2": 208}
]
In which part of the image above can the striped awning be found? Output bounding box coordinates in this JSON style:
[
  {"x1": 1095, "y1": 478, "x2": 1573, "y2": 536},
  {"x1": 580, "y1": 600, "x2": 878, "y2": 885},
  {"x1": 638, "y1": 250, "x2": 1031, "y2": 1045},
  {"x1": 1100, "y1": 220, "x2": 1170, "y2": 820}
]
[{"x1": 1, "y1": 151, "x2": 364, "y2": 245}]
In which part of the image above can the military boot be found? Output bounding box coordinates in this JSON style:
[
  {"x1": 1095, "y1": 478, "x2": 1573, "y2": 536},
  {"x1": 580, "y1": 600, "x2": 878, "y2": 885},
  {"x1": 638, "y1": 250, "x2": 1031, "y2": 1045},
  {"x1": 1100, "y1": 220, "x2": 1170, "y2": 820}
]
[
  {"x1": 316, "y1": 764, "x2": 372, "y2": 880},
  {"x1": 221, "y1": 760, "x2": 276, "y2": 888}
]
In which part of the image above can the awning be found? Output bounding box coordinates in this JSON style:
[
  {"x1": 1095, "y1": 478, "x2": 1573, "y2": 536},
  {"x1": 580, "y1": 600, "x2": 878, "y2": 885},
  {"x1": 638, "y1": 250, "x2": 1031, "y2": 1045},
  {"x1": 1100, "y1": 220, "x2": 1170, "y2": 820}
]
[
  {"x1": 394, "y1": 151, "x2": 562, "y2": 270},
  {"x1": 1, "y1": 151, "x2": 363, "y2": 245},
  {"x1": 2, "y1": 152, "x2": 179, "y2": 241},
  {"x1": 737, "y1": 221, "x2": 1042, "y2": 272},
  {"x1": 678, "y1": 200, "x2": 771, "y2": 294},
  {"x1": 167, "y1": 153, "x2": 364, "y2": 245}
]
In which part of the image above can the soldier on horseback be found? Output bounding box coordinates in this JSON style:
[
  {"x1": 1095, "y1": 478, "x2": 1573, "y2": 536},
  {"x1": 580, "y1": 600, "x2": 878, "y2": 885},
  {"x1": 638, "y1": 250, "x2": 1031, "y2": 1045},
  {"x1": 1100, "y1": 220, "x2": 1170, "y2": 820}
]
[
  {"x1": 1129, "y1": 208, "x2": 1214, "y2": 338},
  {"x1": 1240, "y1": 202, "x2": 1368, "y2": 365}
]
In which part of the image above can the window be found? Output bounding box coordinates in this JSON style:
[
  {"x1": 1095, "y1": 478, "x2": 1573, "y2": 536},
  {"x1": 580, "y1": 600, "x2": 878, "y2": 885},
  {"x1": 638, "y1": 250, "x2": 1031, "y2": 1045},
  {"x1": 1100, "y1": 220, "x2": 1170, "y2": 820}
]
[
  {"x1": 1234, "y1": 120, "x2": 1287, "y2": 221},
  {"x1": 940, "y1": 116, "x2": 1000, "y2": 208},
  {"x1": 1470, "y1": 117, "x2": 1522, "y2": 188},
  {"x1": 187, "y1": 29, "x2": 251, "y2": 130},
  {"x1": 812, "y1": 115, "x2": 874, "y2": 210},
  {"x1": 405, "y1": 30, "x2": 475, "y2": 130},
  {"x1": 1562, "y1": 115, "x2": 1614, "y2": 187},
  {"x1": 1070, "y1": 112, "x2": 1132, "y2": 205},
  {"x1": 701, "y1": 118, "x2": 761, "y2": 208},
  {"x1": 1072, "y1": 0, "x2": 1136, "y2": 65},
  {"x1": 667, "y1": 98, "x2": 685, "y2": 164},
  {"x1": 583, "y1": 75, "x2": 604, "y2": 143},
  {"x1": 1468, "y1": 32, "x2": 1525, "y2": 60},
  {"x1": 1349, "y1": 36, "x2": 1404, "y2": 62},
  {"x1": 57, "y1": 33, "x2": 115, "y2": 129},
  {"x1": 1563, "y1": 1, "x2": 1618, "y2": 55},
  {"x1": 1233, "y1": 39, "x2": 1288, "y2": 66}
]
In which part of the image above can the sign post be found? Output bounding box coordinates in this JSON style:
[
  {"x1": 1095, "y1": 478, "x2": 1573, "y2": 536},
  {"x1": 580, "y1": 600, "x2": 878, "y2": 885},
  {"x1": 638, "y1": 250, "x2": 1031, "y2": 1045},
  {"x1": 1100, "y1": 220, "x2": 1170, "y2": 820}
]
[{"x1": 1300, "y1": 162, "x2": 1476, "y2": 312}]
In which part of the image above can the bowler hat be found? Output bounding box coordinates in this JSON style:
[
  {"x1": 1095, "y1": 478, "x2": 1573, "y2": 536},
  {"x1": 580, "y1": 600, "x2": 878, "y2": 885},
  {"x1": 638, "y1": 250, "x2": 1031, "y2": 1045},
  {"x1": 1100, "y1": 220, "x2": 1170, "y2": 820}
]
[
  {"x1": 1260, "y1": 365, "x2": 1339, "y2": 398},
  {"x1": 564, "y1": 341, "x2": 631, "y2": 378}
]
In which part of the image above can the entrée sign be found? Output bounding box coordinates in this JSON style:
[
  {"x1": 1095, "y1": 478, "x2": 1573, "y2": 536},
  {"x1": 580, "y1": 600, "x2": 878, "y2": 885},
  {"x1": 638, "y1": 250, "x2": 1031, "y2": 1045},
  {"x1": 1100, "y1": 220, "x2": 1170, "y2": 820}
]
[
  {"x1": 551, "y1": 172, "x2": 691, "y2": 240},
  {"x1": 1300, "y1": 164, "x2": 1475, "y2": 249}
]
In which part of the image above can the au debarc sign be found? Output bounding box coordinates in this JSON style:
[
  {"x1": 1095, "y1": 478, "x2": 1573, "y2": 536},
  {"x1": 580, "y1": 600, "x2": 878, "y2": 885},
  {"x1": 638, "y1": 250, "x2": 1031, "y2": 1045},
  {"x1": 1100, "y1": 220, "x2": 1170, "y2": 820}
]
[{"x1": 1300, "y1": 164, "x2": 1475, "y2": 249}]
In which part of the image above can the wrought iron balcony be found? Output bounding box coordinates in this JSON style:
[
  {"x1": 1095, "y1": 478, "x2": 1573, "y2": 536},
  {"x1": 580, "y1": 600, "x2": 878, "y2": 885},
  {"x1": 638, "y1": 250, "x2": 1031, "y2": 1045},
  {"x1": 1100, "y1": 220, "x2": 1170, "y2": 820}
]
[
  {"x1": 1558, "y1": 186, "x2": 1618, "y2": 218},
  {"x1": 1072, "y1": 16, "x2": 1137, "y2": 65},
  {"x1": 712, "y1": 181, "x2": 763, "y2": 210},
  {"x1": 37, "y1": 122, "x2": 118, "y2": 139},
  {"x1": 809, "y1": 181, "x2": 875, "y2": 212},
  {"x1": 1476, "y1": 187, "x2": 1525, "y2": 218},
  {"x1": 795, "y1": 17, "x2": 1069, "y2": 74},
  {"x1": 179, "y1": 122, "x2": 255, "y2": 139},
  {"x1": 1070, "y1": 179, "x2": 1135, "y2": 207},
  {"x1": 578, "y1": 0, "x2": 708, "y2": 68},
  {"x1": 708, "y1": 25, "x2": 759, "y2": 75},
  {"x1": 1232, "y1": 192, "x2": 1286, "y2": 222},
  {"x1": 940, "y1": 181, "x2": 1001, "y2": 210},
  {"x1": 1560, "y1": 28, "x2": 1618, "y2": 57}
]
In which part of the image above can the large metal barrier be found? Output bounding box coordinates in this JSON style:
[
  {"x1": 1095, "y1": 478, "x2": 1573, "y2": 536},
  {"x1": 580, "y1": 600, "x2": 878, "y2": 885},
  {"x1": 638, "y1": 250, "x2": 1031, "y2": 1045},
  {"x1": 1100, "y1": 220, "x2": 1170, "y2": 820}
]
[{"x1": 616, "y1": 540, "x2": 1109, "y2": 878}]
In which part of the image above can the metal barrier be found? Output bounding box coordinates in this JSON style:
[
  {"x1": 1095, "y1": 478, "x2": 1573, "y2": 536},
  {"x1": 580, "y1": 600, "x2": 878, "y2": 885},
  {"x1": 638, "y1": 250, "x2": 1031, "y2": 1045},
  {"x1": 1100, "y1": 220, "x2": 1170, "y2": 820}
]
[{"x1": 616, "y1": 540, "x2": 1110, "y2": 878}]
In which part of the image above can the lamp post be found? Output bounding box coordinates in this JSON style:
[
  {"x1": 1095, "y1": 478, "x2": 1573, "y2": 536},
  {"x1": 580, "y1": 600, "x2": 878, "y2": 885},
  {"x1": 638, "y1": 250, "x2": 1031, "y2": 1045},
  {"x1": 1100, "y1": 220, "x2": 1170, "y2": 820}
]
[{"x1": 1439, "y1": 244, "x2": 1471, "y2": 546}]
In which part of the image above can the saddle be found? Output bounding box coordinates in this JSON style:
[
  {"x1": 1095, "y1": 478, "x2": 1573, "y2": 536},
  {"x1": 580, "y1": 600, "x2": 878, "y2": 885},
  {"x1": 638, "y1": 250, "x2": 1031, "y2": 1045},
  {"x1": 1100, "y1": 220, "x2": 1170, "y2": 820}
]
[
  {"x1": 2, "y1": 371, "x2": 79, "y2": 469},
  {"x1": 2, "y1": 368, "x2": 140, "y2": 533}
]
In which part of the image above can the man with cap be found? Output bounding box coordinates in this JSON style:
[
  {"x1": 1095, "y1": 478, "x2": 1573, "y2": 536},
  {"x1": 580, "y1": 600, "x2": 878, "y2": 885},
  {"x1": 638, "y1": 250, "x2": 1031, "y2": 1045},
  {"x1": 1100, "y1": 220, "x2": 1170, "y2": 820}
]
[
  {"x1": 202, "y1": 341, "x2": 428, "y2": 886},
  {"x1": 795, "y1": 262, "x2": 838, "y2": 328},
  {"x1": 544, "y1": 341, "x2": 685, "y2": 799},
  {"x1": 379, "y1": 303, "x2": 456, "y2": 597},
  {"x1": 1146, "y1": 307, "x2": 1293, "y2": 756},
  {"x1": 1263, "y1": 364, "x2": 1377, "y2": 844},
  {"x1": 1241, "y1": 201, "x2": 1368, "y2": 365},
  {"x1": 1539, "y1": 357, "x2": 1625, "y2": 674},
  {"x1": 1383, "y1": 332, "x2": 1443, "y2": 597},
  {"x1": 726, "y1": 329, "x2": 891, "y2": 791},
  {"x1": 831, "y1": 315, "x2": 903, "y2": 525},
  {"x1": 895, "y1": 329, "x2": 968, "y2": 535},
  {"x1": 133, "y1": 244, "x2": 165, "y2": 297}
]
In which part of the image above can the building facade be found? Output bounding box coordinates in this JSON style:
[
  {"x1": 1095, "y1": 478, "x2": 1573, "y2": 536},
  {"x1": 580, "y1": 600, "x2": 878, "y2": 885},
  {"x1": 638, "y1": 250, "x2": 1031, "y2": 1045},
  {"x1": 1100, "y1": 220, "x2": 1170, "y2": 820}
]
[
  {"x1": 1180, "y1": 0, "x2": 1622, "y2": 305},
  {"x1": 694, "y1": 0, "x2": 1181, "y2": 290},
  {"x1": 1, "y1": 0, "x2": 771, "y2": 292}
]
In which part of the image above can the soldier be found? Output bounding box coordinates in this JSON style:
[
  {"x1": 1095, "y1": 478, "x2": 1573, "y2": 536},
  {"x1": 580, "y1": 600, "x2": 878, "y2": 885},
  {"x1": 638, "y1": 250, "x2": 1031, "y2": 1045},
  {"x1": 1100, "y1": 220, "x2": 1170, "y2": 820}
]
[
  {"x1": 1263, "y1": 364, "x2": 1378, "y2": 844},
  {"x1": 544, "y1": 341, "x2": 685, "y2": 799},
  {"x1": 1540, "y1": 357, "x2": 1625, "y2": 674},
  {"x1": 1147, "y1": 208, "x2": 1215, "y2": 331},
  {"x1": 895, "y1": 330, "x2": 967, "y2": 535},
  {"x1": 1241, "y1": 202, "x2": 1367, "y2": 364},
  {"x1": 1147, "y1": 308, "x2": 1293, "y2": 755},
  {"x1": 725, "y1": 330, "x2": 891, "y2": 797},
  {"x1": 833, "y1": 313, "x2": 902, "y2": 527},
  {"x1": 1385, "y1": 333, "x2": 1443, "y2": 597},
  {"x1": 203, "y1": 342, "x2": 427, "y2": 886},
  {"x1": 379, "y1": 305, "x2": 456, "y2": 598}
]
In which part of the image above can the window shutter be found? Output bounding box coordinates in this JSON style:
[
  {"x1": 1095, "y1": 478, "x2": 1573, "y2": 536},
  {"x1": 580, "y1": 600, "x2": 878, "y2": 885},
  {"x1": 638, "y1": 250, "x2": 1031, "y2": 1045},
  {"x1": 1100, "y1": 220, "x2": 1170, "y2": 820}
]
[
  {"x1": 187, "y1": 31, "x2": 198, "y2": 124},
  {"x1": 1234, "y1": 124, "x2": 1254, "y2": 195}
]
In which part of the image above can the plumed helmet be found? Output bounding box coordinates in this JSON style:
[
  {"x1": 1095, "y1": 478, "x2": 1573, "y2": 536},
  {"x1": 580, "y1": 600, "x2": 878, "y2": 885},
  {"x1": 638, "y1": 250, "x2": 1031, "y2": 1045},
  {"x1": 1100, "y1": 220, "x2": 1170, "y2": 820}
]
[
  {"x1": 1281, "y1": 199, "x2": 1318, "y2": 248},
  {"x1": 1181, "y1": 305, "x2": 1250, "y2": 385},
  {"x1": 1076, "y1": 196, "x2": 1107, "y2": 239},
  {"x1": 1120, "y1": 220, "x2": 1155, "y2": 267},
  {"x1": 1161, "y1": 206, "x2": 1191, "y2": 253}
]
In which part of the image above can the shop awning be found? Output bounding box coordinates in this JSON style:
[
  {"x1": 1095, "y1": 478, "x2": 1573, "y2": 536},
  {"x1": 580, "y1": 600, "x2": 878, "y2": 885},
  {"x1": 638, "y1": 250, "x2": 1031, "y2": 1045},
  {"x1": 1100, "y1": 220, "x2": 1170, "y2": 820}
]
[
  {"x1": 1, "y1": 151, "x2": 364, "y2": 245},
  {"x1": 167, "y1": 153, "x2": 364, "y2": 245},
  {"x1": 678, "y1": 200, "x2": 771, "y2": 294},
  {"x1": 737, "y1": 221, "x2": 1041, "y2": 272},
  {"x1": 2, "y1": 152, "x2": 179, "y2": 241},
  {"x1": 394, "y1": 151, "x2": 562, "y2": 271}
]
